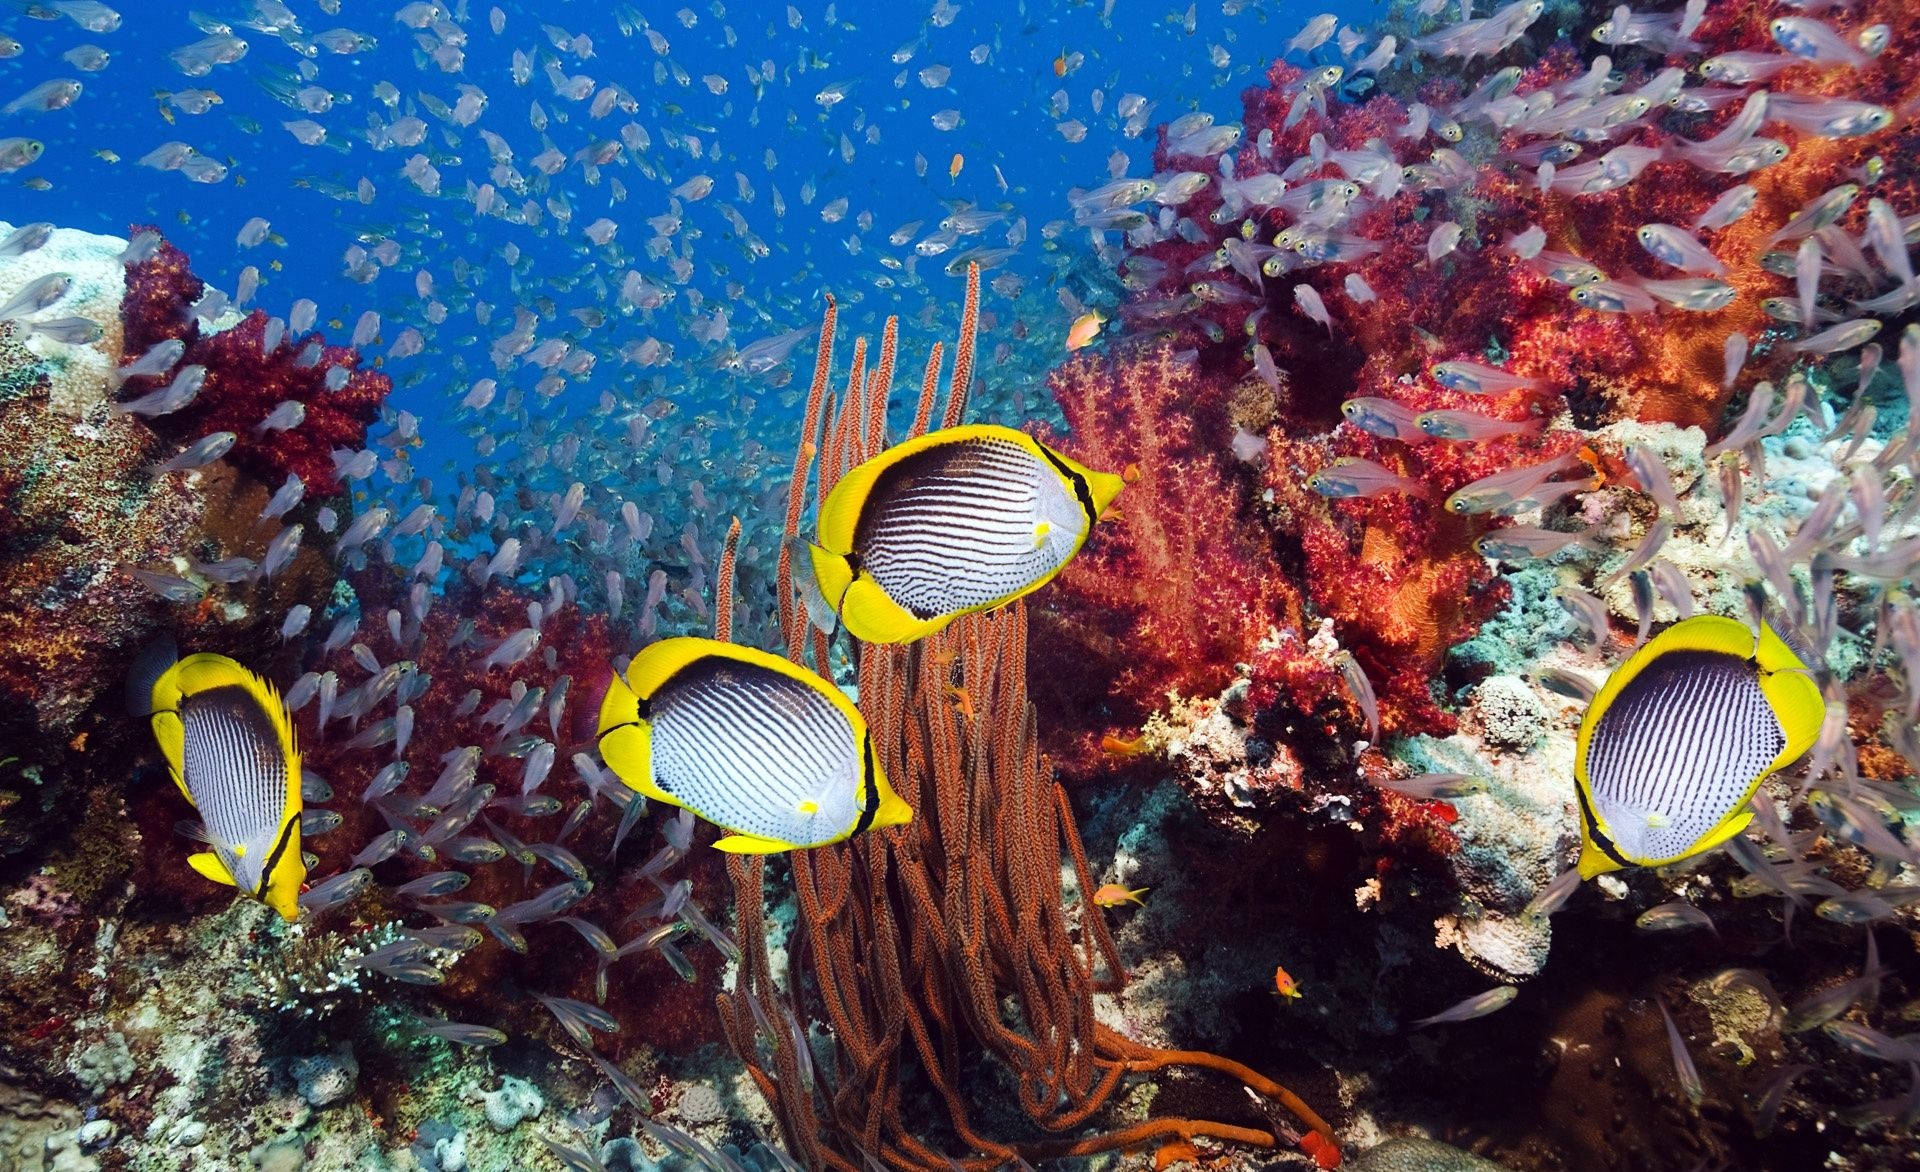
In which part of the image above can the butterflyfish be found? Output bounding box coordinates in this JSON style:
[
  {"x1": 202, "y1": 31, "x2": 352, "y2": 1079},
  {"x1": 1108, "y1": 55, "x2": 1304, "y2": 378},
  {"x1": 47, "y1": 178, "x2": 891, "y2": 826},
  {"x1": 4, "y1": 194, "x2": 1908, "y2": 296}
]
[
  {"x1": 1573, "y1": 615, "x2": 1824, "y2": 879},
  {"x1": 596, "y1": 637, "x2": 912, "y2": 853},
  {"x1": 795, "y1": 424, "x2": 1124, "y2": 645},
  {"x1": 143, "y1": 652, "x2": 305, "y2": 920}
]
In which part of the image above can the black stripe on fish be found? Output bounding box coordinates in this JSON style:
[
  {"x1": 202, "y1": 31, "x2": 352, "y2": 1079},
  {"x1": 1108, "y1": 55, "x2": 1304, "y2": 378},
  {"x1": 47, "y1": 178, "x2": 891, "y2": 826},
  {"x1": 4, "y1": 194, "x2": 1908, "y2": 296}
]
[
  {"x1": 1575, "y1": 779, "x2": 1632, "y2": 870},
  {"x1": 1033, "y1": 440, "x2": 1098, "y2": 532},
  {"x1": 853, "y1": 731, "x2": 879, "y2": 835},
  {"x1": 597, "y1": 694, "x2": 650, "y2": 743},
  {"x1": 854, "y1": 438, "x2": 1069, "y2": 620},
  {"x1": 256, "y1": 812, "x2": 300, "y2": 897}
]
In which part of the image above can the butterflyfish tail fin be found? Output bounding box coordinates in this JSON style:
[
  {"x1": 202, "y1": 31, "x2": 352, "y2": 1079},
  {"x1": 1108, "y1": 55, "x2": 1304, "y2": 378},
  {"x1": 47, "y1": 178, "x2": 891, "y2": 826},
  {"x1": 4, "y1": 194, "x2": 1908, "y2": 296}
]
[
  {"x1": 1755, "y1": 622, "x2": 1827, "y2": 765},
  {"x1": 126, "y1": 634, "x2": 179, "y2": 717},
  {"x1": 187, "y1": 850, "x2": 238, "y2": 887},
  {"x1": 790, "y1": 537, "x2": 849, "y2": 637}
]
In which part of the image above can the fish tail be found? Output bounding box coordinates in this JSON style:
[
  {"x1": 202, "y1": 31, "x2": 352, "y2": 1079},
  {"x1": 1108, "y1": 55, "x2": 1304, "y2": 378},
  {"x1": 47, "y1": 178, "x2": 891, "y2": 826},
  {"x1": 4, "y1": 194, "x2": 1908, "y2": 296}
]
[{"x1": 788, "y1": 536, "x2": 848, "y2": 636}]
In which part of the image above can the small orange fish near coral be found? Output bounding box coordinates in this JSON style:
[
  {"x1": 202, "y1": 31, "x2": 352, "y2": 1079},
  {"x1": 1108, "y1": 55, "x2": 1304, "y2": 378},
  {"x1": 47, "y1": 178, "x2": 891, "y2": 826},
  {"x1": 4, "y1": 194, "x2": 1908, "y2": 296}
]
[
  {"x1": 1299, "y1": 1129, "x2": 1342, "y2": 1170},
  {"x1": 1066, "y1": 309, "x2": 1104, "y2": 351},
  {"x1": 1274, "y1": 965, "x2": 1303, "y2": 999},
  {"x1": 1091, "y1": 883, "x2": 1147, "y2": 907},
  {"x1": 1152, "y1": 1139, "x2": 1201, "y2": 1170},
  {"x1": 1100, "y1": 732, "x2": 1148, "y2": 757}
]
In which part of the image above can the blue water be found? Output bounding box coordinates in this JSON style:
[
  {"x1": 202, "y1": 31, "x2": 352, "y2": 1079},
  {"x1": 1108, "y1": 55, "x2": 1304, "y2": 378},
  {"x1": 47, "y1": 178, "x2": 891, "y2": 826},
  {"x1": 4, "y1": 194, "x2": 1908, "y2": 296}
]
[{"x1": 4, "y1": 0, "x2": 1377, "y2": 487}]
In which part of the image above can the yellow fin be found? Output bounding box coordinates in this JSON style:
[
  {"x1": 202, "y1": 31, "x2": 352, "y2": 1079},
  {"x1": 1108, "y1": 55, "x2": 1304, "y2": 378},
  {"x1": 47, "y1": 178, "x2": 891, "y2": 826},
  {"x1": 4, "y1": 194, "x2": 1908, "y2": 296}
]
[
  {"x1": 839, "y1": 577, "x2": 949, "y2": 645},
  {"x1": 872, "y1": 789, "x2": 913, "y2": 830},
  {"x1": 188, "y1": 851, "x2": 237, "y2": 887},
  {"x1": 713, "y1": 833, "x2": 800, "y2": 855},
  {"x1": 1686, "y1": 809, "x2": 1755, "y2": 861},
  {"x1": 1755, "y1": 622, "x2": 1824, "y2": 766}
]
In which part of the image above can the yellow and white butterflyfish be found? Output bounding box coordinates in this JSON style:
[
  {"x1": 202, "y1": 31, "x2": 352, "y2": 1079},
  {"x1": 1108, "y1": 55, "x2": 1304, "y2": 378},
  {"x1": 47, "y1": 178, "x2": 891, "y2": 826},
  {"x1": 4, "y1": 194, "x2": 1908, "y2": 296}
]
[
  {"x1": 794, "y1": 423, "x2": 1125, "y2": 645},
  {"x1": 146, "y1": 652, "x2": 305, "y2": 921},
  {"x1": 595, "y1": 637, "x2": 911, "y2": 854},
  {"x1": 1573, "y1": 614, "x2": 1824, "y2": 879}
]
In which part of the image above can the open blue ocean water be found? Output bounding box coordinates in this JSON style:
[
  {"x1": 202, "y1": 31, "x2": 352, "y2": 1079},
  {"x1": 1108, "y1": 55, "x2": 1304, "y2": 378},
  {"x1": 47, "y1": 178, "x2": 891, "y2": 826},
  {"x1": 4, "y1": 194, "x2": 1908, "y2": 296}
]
[{"x1": 5, "y1": 0, "x2": 1378, "y2": 490}]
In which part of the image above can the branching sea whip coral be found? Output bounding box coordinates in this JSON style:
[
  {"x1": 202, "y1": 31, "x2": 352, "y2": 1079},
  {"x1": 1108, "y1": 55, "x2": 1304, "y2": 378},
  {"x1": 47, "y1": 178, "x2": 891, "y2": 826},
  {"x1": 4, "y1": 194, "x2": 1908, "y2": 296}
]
[{"x1": 719, "y1": 272, "x2": 1341, "y2": 1170}]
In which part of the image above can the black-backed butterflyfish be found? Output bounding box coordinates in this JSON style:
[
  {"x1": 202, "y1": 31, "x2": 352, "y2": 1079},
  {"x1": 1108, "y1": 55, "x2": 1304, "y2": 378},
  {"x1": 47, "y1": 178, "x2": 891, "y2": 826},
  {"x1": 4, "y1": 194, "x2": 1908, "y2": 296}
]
[
  {"x1": 596, "y1": 637, "x2": 911, "y2": 853},
  {"x1": 144, "y1": 652, "x2": 305, "y2": 920},
  {"x1": 794, "y1": 423, "x2": 1124, "y2": 645},
  {"x1": 1573, "y1": 614, "x2": 1824, "y2": 879}
]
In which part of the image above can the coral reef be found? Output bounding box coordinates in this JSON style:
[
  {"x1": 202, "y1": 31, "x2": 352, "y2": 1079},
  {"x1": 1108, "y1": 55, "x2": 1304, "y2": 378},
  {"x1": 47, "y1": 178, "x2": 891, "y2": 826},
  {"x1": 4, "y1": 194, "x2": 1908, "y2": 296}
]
[
  {"x1": 118, "y1": 231, "x2": 390, "y2": 497},
  {"x1": 0, "y1": 226, "x2": 334, "y2": 865}
]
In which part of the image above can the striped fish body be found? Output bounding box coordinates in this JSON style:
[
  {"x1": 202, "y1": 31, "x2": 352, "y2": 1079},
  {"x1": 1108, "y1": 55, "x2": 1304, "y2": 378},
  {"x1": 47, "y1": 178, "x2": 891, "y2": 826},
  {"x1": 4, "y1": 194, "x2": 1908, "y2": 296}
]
[
  {"x1": 801, "y1": 424, "x2": 1125, "y2": 644},
  {"x1": 148, "y1": 654, "x2": 305, "y2": 920},
  {"x1": 1574, "y1": 615, "x2": 1823, "y2": 878},
  {"x1": 596, "y1": 638, "x2": 911, "y2": 853}
]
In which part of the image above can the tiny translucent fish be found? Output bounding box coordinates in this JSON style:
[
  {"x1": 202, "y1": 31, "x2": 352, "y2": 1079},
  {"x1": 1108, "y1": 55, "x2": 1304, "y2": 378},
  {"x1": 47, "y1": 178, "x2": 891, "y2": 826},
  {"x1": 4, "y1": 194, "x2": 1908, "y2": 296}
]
[
  {"x1": 298, "y1": 868, "x2": 372, "y2": 914},
  {"x1": 0, "y1": 271, "x2": 73, "y2": 320},
  {"x1": 1635, "y1": 900, "x2": 1716, "y2": 933},
  {"x1": 1333, "y1": 651, "x2": 1380, "y2": 743},
  {"x1": 1412, "y1": 985, "x2": 1517, "y2": 1028},
  {"x1": 1340, "y1": 397, "x2": 1422, "y2": 442},
  {"x1": 154, "y1": 431, "x2": 236, "y2": 473},
  {"x1": 1522, "y1": 866, "x2": 1583, "y2": 920},
  {"x1": 409, "y1": 1019, "x2": 507, "y2": 1048},
  {"x1": 1658, "y1": 1000, "x2": 1705, "y2": 1106},
  {"x1": 1375, "y1": 773, "x2": 1487, "y2": 800},
  {"x1": 1416, "y1": 409, "x2": 1541, "y2": 441},
  {"x1": 1694, "y1": 184, "x2": 1757, "y2": 232},
  {"x1": 1431, "y1": 360, "x2": 1539, "y2": 395},
  {"x1": 1792, "y1": 318, "x2": 1880, "y2": 356},
  {"x1": 1306, "y1": 456, "x2": 1419, "y2": 499}
]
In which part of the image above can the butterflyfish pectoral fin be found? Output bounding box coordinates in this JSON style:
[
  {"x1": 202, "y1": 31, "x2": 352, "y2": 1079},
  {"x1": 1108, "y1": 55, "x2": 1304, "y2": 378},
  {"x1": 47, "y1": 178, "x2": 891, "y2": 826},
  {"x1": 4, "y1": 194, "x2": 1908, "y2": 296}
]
[
  {"x1": 188, "y1": 850, "x2": 238, "y2": 887},
  {"x1": 712, "y1": 833, "x2": 800, "y2": 855}
]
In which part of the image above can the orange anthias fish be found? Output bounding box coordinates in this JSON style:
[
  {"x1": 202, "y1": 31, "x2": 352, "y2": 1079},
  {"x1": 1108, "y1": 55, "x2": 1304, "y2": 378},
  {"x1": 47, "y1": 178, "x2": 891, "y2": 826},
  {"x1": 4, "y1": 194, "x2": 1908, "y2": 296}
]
[
  {"x1": 1066, "y1": 309, "x2": 1104, "y2": 351},
  {"x1": 948, "y1": 152, "x2": 964, "y2": 181},
  {"x1": 1091, "y1": 883, "x2": 1147, "y2": 907},
  {"x1": 1274, "y1": 965, "x2": 1303, "y2": 999}
]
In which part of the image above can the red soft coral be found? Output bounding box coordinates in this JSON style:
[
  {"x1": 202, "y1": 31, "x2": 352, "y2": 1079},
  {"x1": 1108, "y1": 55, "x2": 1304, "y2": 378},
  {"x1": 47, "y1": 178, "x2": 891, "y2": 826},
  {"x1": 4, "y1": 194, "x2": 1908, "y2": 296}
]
[{"x1": 120, "y1": 229, "x2": 390, "y2": 497}]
